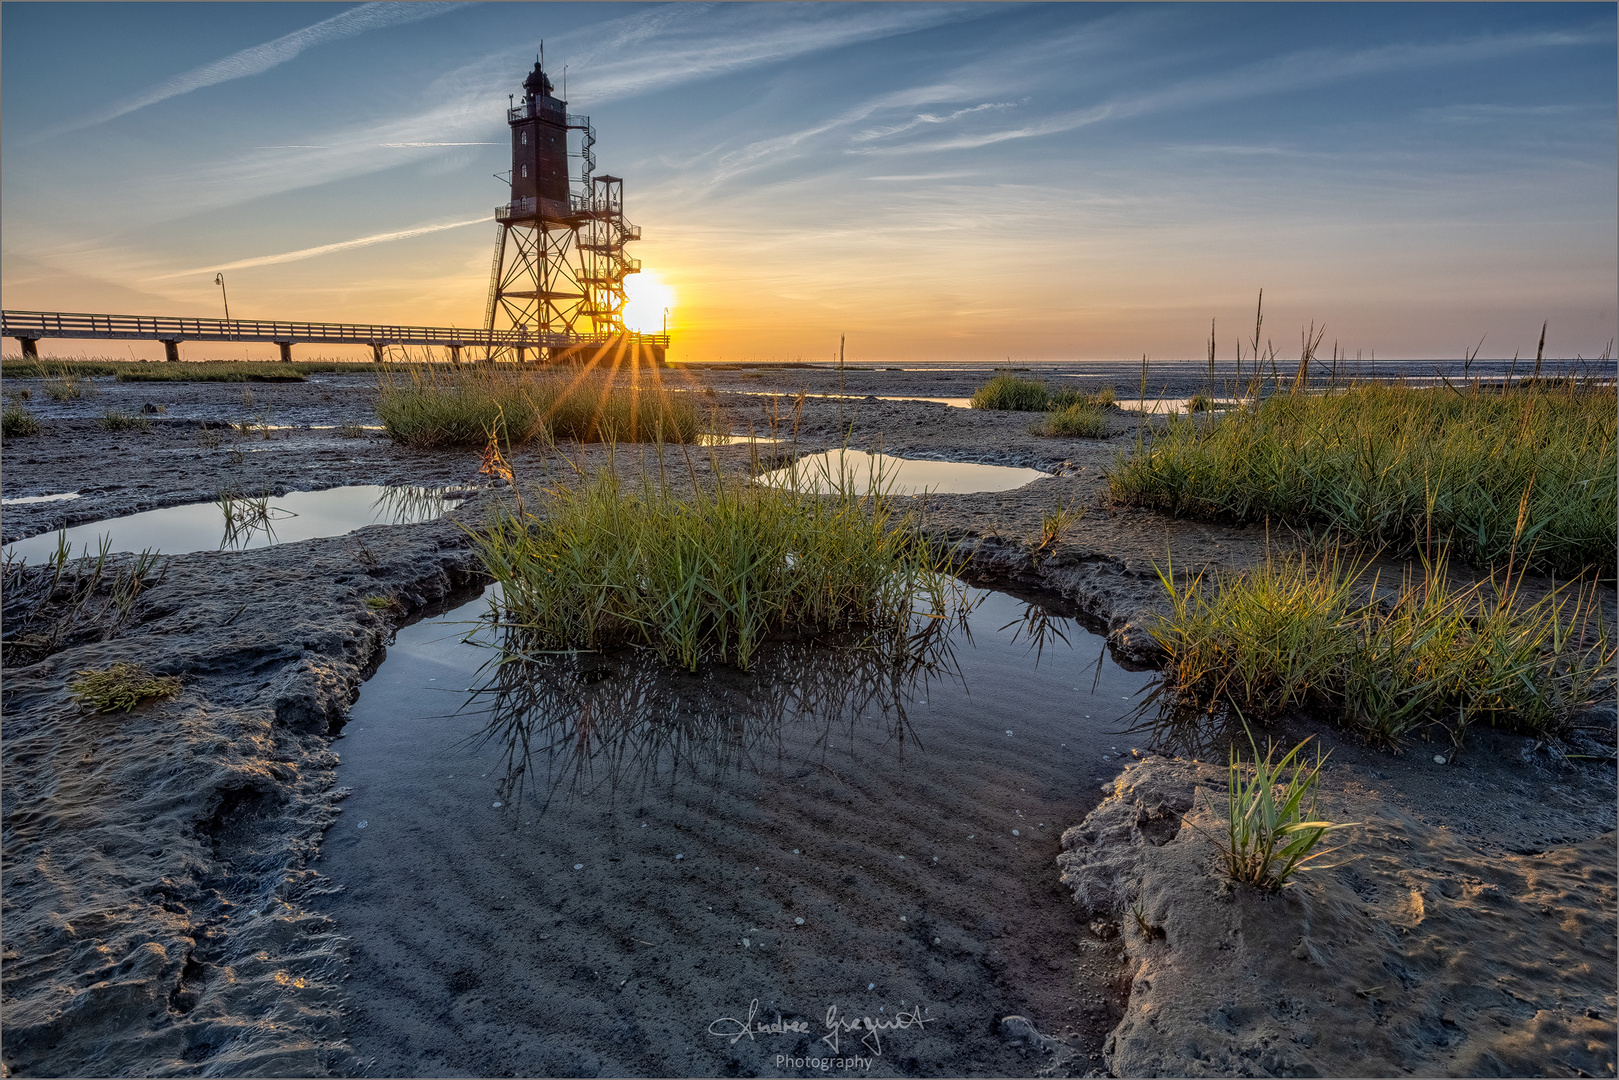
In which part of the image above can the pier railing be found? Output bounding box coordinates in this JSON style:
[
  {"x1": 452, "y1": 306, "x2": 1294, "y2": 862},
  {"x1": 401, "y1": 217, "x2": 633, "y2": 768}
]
[{"x1": 2, "y1": 309, "x2": 668, "y2": 361}]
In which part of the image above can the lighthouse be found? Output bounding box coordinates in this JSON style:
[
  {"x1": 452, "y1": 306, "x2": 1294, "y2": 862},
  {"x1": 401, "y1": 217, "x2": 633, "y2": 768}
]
[{"x1": 483, "y1": 59, "x2": 651, "y2": 363}]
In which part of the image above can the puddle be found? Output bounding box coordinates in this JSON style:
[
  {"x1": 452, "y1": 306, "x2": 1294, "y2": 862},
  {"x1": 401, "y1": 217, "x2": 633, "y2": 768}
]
[
  {"x1": 1, "y1": 492, "x2": 81, "y2": 506},
  {"x1": 1122, "y1": 397, "x2": 1247, "y2": 415},
  {"x1": 694, "y1": 432, "x2": 786, "y2": 446},
  {"x1": 315, "y1": 583, "x2": 1154, "y2": 1075},
  {"x1": 758, "y1": 449, "x2": 1049, "y2": 495},
  {"x1": 2, "y1": 485, "x2": 466, "y2": 562}
]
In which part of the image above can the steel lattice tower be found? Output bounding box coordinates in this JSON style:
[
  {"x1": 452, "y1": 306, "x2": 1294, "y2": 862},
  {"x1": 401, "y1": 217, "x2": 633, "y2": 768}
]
[{"x1": 483, "y1": 61, "x2": 651, "y2": 363}]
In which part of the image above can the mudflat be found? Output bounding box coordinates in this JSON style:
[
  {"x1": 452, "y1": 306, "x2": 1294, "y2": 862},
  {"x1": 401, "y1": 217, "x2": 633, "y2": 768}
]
[{"x1": 2, "y1": 362, "x2": 1613, "y2": 1077}]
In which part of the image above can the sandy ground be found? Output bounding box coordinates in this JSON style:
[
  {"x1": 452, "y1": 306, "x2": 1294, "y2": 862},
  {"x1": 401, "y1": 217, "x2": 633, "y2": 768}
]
[{"x1": 1, "y1": 363, "x2": 1614, "y2": 1077}]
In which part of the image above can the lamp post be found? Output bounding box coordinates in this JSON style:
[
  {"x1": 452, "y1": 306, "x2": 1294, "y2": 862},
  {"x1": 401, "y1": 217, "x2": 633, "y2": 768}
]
[
  {"x1": 662, "y1": 307, "x2": 668, "y2": 336},
  {"x1": 214, "y1": 273, "x2": 231, "y2": 321}
]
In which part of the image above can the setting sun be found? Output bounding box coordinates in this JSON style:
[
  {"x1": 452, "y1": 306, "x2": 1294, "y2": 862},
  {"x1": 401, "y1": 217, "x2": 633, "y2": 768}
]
[{"x1": 622, "y1": 271, "x2": 674, "y2": 334}]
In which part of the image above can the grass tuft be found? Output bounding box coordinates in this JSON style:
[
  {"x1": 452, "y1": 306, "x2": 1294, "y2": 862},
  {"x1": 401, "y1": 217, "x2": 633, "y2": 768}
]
[
  {"x1": 1108, "y1": 383, "x2": 1617, "y2": 577},
  {"x1": 68, "y1": 661, "x2": 181, "y2": 713},
  {"x1": 337, "y1": 422, "x2": 367, "y2": 439},
  {"x1": 970, "y1": 374, "x2": 1049, "y2": 411},
  {"x1": 376, "y1": 367, "x2": 702, "y2": 448},
  {"x1": 97, "y1": 410, "x2": 151, "y2": 432},
  {"x1": 475, "y1": 455, "x2": 966, "y2": 671},
  {"x1": 1029, "y1": 403, "x2": 1110, "y2": 438},
  {"x1": 1192, "y1": 726, "x2": 1354, "y2": 890},
  {"x1": 3, "y1": 406, "x2": 41, "y2": 438},
  {"x1": 1145, "y1": 547, "x2": 1614, "y2": 746}
]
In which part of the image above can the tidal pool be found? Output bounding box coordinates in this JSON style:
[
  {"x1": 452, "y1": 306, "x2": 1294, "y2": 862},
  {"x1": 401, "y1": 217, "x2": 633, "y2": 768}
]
[
  {"x1": 314, "y1": 583, "x2": 1155, "y2": 1076},
  {"x1": 2, "y1": 484, "x2": 465, "y2": 562},
  {"x1": 759, "y1": 450, "x2": 1049, "y2": 495}
]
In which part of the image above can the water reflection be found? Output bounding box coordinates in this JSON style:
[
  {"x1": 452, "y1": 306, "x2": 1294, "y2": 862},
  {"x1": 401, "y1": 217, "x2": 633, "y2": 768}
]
[
  {"x1": 451, "y1": 600, "x2": 1100, "y2": 813},
  {"x1": 3, "y1": 484, "x2": 473, "y2": 563},
  {"x1": 758, "y1": 450, "x2": 1050, "y2": 496}
]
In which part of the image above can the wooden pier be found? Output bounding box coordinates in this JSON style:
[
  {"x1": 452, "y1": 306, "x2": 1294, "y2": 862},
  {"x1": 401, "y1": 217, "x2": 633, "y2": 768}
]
[{"x1": 0, "y1": 310, "x2": 668, "y2": 364}]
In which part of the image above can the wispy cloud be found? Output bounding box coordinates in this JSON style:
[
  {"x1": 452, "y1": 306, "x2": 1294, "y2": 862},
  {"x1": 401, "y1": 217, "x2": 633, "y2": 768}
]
[
  {"x1": 80, "y1": 2, "x2": 468, "y2": 129},
  {"x1": 109, "y1": 4, "x2": 993, "y2": 227},
  {"x1": 853, "y1": 103, "x2": 1017, "y2": 143},
  {"x1": 850, "y1": 25, "x2": 1613, "y2": 156},
  {"x1": 151, "y1": 216, "x2": 488, "y2": 279}
]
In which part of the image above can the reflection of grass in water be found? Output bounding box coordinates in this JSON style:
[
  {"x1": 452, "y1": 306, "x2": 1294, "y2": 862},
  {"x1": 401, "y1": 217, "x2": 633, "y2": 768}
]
[
  {"x1": 216, "y1": 490, "x2": 292, "y2": 548},
  {"x1": 447, "y1": 590, "x2": 1106, "y2": 814},
  {"x1": 459, "y1": 612, "x2": 969, "y2": 812},
  {"x1": 477, "y1": 451, "x2": 968, "y2": 671},
  {"x1": 371, "y1": 485, "x2": 465, "y2": 525}
]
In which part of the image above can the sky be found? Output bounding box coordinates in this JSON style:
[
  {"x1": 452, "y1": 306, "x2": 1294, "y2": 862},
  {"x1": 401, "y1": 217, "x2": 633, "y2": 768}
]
[{"x1": 2, "y1": 2, "x2": 1615, "y2": 363}]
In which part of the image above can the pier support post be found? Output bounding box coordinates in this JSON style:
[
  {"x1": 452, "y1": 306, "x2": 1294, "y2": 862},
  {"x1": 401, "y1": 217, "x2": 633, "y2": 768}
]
[
  {"x1": 371, "y1": 343, "x2": 384, "y2": 363},
  {"x1": 276, "y1": 342, "x2": 293, "y2": 363},
  {"x1": 163, "y1": 340, "x2": 180, "y2": 363},
  {"x1": 515, "y1": 346, "x2": 526, "y2": 365},
  {"x1": 18, "y1": 338, "x2": 39, "y2": 360},
  {"x1": 449, "y1": 345, "x2": 462, "y2": 365}
]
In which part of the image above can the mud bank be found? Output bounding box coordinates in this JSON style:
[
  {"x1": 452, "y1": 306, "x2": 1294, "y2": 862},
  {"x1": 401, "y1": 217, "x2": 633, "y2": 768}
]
[
  {"x1": 1, "y1": 513, "x2": 482, "y2": 1075},
  {"x1": 1058, "y1": 747, "x2": 1617, "y2": 1077}
]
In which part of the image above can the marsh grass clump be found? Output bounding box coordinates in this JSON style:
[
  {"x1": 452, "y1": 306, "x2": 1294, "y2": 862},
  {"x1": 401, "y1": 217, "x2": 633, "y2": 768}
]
[
  {"x1": 337, "y1": 422, "x2": 367, "y2": 439},
  {"x1": 475, "y1": 454, "x2": 965, "y2": 672},
  {"x1": 1186, "y1": 392, "x2": 1213, "y2": 413},
  {"x1": 3, "y1": 406, "x2": 41, "y2": 438},
  {"x1": 97, "y1": 410, "x2": 150, "y2": 432},
  {"x1": 970, "y1": 375, "x2": 1050, "y2": 411},
  {"x1": 68, "y1": 662, "x2": 182, "y2": 713},
  {"x1": 1029, "y1": 403, "x2": 1110, "y2": 438},
  {"x1": 376, "y1": 367, "x2": 701, "y2": 448},
  {"x1": 1145, "y1": 549, "x2": 1614, "y2": 746},
  {"x1": 3, "y1": 543, "x2": 167, "y2": 665},
  {"x1": 1193, "y1": 726, "x2": 1354, "y2": 890},
  {"x1": 1049, "y1": 386, "x2": 1117, "y2": 410},
  {"x1": 43, "y1": 373, "x2": 88, "y2": 401},
  {"x1": 1108, "y1": 383, "x2": 1617, "y2": 578}
]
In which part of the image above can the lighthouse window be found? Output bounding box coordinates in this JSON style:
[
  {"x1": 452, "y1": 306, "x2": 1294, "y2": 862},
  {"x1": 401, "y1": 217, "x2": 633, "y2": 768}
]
[
  {"x1": 521, "y1": 131, "x2": 527, "y2": 145},
  {"x1": 522, "y1": 165, "x2": 528, "y2": 178}
]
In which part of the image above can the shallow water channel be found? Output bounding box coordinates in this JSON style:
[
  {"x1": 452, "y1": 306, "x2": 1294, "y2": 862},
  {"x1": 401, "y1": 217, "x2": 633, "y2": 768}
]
[
  {"x1": 2, "y1": 485, "x2": 463, "y2": 562},
  {"x1": 315, "y1": 582, "x2": 1155, "y2": 1076}
]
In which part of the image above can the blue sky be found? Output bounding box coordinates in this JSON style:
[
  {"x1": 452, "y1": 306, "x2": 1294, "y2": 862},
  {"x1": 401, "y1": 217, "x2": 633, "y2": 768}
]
[{"x1": 3, "y1": 2, "x2": 1614, "y2": 362}]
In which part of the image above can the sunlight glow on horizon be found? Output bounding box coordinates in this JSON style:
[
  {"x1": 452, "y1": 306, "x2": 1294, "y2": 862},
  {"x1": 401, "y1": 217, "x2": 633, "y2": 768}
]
[{"x1": 622, "y1": 271, "x2": 674, "y2": 335}]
